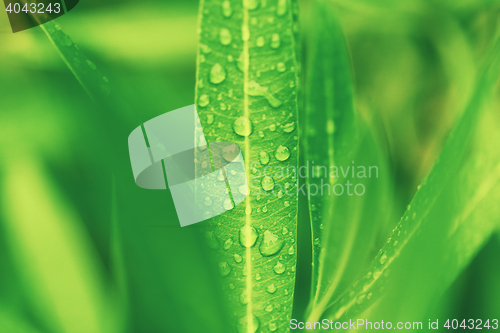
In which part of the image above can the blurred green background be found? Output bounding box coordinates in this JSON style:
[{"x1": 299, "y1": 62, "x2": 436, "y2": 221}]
[{"x1": 0, "y1": 0, "x2": 499, "y2": 332}]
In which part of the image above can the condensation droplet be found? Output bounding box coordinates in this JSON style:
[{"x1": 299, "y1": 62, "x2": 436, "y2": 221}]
[
  {"x1": 275, "y1": 145, "x2": 290, "y2": 161},
  {"x1": 379, "y1": 252, "x2": 387, "y2": 265},
  {"x1": 223, "y1": 238, "x2": 233, "y2": 250},
  {"x1": 223, "y1": 199, "x2": 234, "y2": 210},
  {"x1": 267, "y1": 283, "x2": 277, "y2": 294},
  {"x1": 207, "y1": 114, "x2": 214, "y2": 124},
  {"x1": 277, "y1": 0, "x2": 287, "y2": 16},
  {"x1": 198, "y1": 94, "x2": 210, "y2": 107},
  {"x1": 256, "y1": 36, "x2": 265, "y2": 47},
  {"x1": 239, "y1": 225, "x2": 258, "y2": 247},
  {"x1": 261, "y1": 176, "x2": 275, "y2": 191},
  {"x1": 233, "y1": 116, "x2": 253, "y2": 136},
  {"x1": 205, "y1": 231, "x2": 220, "y2": 249},
  {"x1": 219, "y1": 262, "x2": 231, "y2": 276},
  {"x1": 283, "y1": 122, "x2": 295, "y2": 133},
  {"x1": 220, "y1": 28, "x2": 232, "y2": 45},
  {"x1": 210, "y1": 63, "x2": 227, "y2": 84},
  {"x1": 259, "y1": 230, "x2": 284, "y2": 256},
  {"x1": 273, "y1": 261, "x2": 286, "y2": 274},
  {"x1": 236, "y1": 315, "x2": 260, "y2": 333},
  {"x1": 259, "y1": 151, "x2": 270, "y2": 165},
  {"x1": 221, "y1": 0, "x2": 232, "y2": 17},
  {"x1": 270, "y1": 33, "x2": 280, "y2": 49}
]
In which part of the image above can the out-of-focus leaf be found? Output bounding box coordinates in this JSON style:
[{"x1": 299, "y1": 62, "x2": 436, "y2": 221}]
[
  {"x1": 321, "y1": 36, "x2": 500, "y2": 323},
  {"x1": 0, "y1": 152, "x2": 117, "y2": 333},
  {"x1": 305, "y1": 0, "x2": 393, "y2": 322},
  {"x1": 21, "y1": 0, "x2": 110, "y2": 101},
  {"x1": 195, "y1": 0, "x2": 300, "y2": 331}
]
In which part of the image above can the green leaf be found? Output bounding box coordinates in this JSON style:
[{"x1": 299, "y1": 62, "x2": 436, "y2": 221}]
[
  {"x1": 21, "y1": 0, "x2": 110, "y2": 101},
  {"x1": 195, "y1": 0, "x2": 299, "y2": 331},
  {"x1": 1, "y1": 155, "x2": 116, "y2": 333},
  {"x1": 304, "y1": 0, "x2": 393, "y2": 322},
  {"x1": 320, "y1": 36, "x2": 500, "y2": 322}
]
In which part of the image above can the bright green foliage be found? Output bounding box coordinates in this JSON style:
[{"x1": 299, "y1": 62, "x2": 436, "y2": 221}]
[
  {"x1": 316, "y1": 36, "x2": 500, "y2": 322},
  {"x1": 195, "y1": 0, "x2": 300, "y2": 331},
  {"x1": 35, "y1": 18, "x2": 110, "y2": 101},
  {"x1": 305, "y1": 0, "x2": 393, "y2": 322}
]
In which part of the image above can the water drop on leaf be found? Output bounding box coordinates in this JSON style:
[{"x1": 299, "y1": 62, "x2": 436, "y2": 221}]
[
  {"x1": 259, "y1": 151, "x2": 270, "y2": 165},
  {"x1": 220, "y1": 28, "x2": 232, "y2": 45},
  {"x1": 275, "y1": 145, "x2": 290, "y2": 161},
  {"x1": 219, "y1": 262, "x2": 232, "y2": 276},
  {"x1": 210, "y1": 63, "x2": 227, "y2": 84},
  {"x1": 273, "y1": 261, "x2": 286, "y2": 274},
  {"x1": 261, "y1": 176, "x2": 275, "y2": 191},
  {"x1": 267, "y1": 284, "x2": 277, "y2": 294},
  {"x1": 233, "y1": 116, "x2": 253, "y2": 136},
  {"x1": 198, "y1": 94, "x2": 210, "y2": 107},
  {"x1": 259, "y1": 230, "x2": 285, "y2": 256},
  {"x1": 239, "y1": 225, "x2": 258, "y2": 247}
]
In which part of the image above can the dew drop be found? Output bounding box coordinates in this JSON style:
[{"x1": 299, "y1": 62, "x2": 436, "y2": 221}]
[
  {"x1": 265, "y1": 304, "x2": 274, "y2": 312},
  {"x1": 223, "y1": 238, "x2": 233, "y2": 250},
  {"x1": 288, "y1": 245, "x2": 294, "y2": 255},
  {"x1": 246, "y1": 81, "x2": 282, "y2": 108},
  {"x1": 367, "y1": 292, "x2": 373, "y2": 299},
  {"x1": 220, "y1": 28, "x2": 232, "y2": 45},
  {"x1": 356, "y1": 294, "x2": 366, "y2": 304},
  {"x1": 270, "y1": 33, "x2": 280, "y2": 49},
  {"x1": 221, "y1": 0, "x2": 232, "y2": 17},
  {"x1": 245, "y1": 206, "x2": 252, "y2": 215},
  {"x1": 259, "y1": 151, "x2": 270, "y2": 165},
  {"x1": 282, "y1": 122, "x2": 295, "y2": 133},
  {"x1": 219, "y1": 262, "x2": 232, "y2": 276},
  {"x1": 210, "y1": 63, "x2": 227, "y2": 84},
  {"x1": 198, "y1": 94, "x2": 210, "y2": 107},
  {"x1": 239, "y1": 225, "x2": 259, "y2": 248},
  {"x1": 243, "y1": 0, "x2": 260, "y2": 10},
  {"x1": 262, "y1": 206, "x2": 268, "y2": 213},
  {"x1": 62, "y1": 34, "x2": 73, "y2": 47},
  {"x1": 207, "y1": 114, "x2": 214, "y2": 124},
  {"x1": 259, "y1": 230, "x2": 284, "y2": 256},
  {"x1": 273, "y1": 261, "x2": 286, "y2": 274},
  {"x1": 379, "y1": 252, "x2": 388, "y2": 265},
  {"x1": 223, "y1": 199, "x2": 234, "y2": 210},
  {"x1": 204, "y1": 196, "x2": 213, "y2": 206},
  {"x1": 239, "y1": 184, "x2": 249, "y2": 195},
  {"x1": 269, "y1": 124, "x2": 276, "y2": 131},
  {"x1": 277, "y1": 0, "x2": 287, "y2": 16},
  {"x1": 255, "y1": 273, "x2": 262, "y2": 281},
  {"x1": 261, "y1": 176, "x2": 275, "y2": 191},
  {"x1": 269, "y1": 322, "x2": 278, "y2": 331},
  {"x1": 258, "y1": 130, "x2": 265, "y2": 138},
  {"x1": 205, "y1": 231, "x2": 220, "y2": 249},
  {"x1": 267, "y1": 283, "x2": 277, "y2": 294},
  {"x1": 373, "y1": 270, "x2": 382, "y2": 279},
  {"x1": 256, "y1": 36, "x2": 265, "y2": 47},
  {"x1": 275, "y1": 145, "x2": 290, "y2": 161},
  {"x1": 234, "y1": 253, "x2": 243, "y2": 263},
  {"x1": 277, "y1": 62, "x2": 286, "y2": 72},
  {"x1": 239, "y1": 290, "x2": 248, "y2": 305},
  {"x1": 233, "y1": 116, "x2": 253, "y2": 136},
  {"x1": 236, "y1": 315, "x2": 260, "y2": 333}
]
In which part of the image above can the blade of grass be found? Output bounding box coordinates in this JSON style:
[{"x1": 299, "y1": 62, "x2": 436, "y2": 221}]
[
  {"x1": 320, "y1": 35, "x2": 500, "y2": 323},
  {"x1": 304, "y1": 0, "x2": 393, "y2": 322},
  {"x1": 195, "y1": 0, "x2": 300, "y2": 331},
  {"x1": 1, "y1": 152, "x2": 116, "y2": 333}
]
